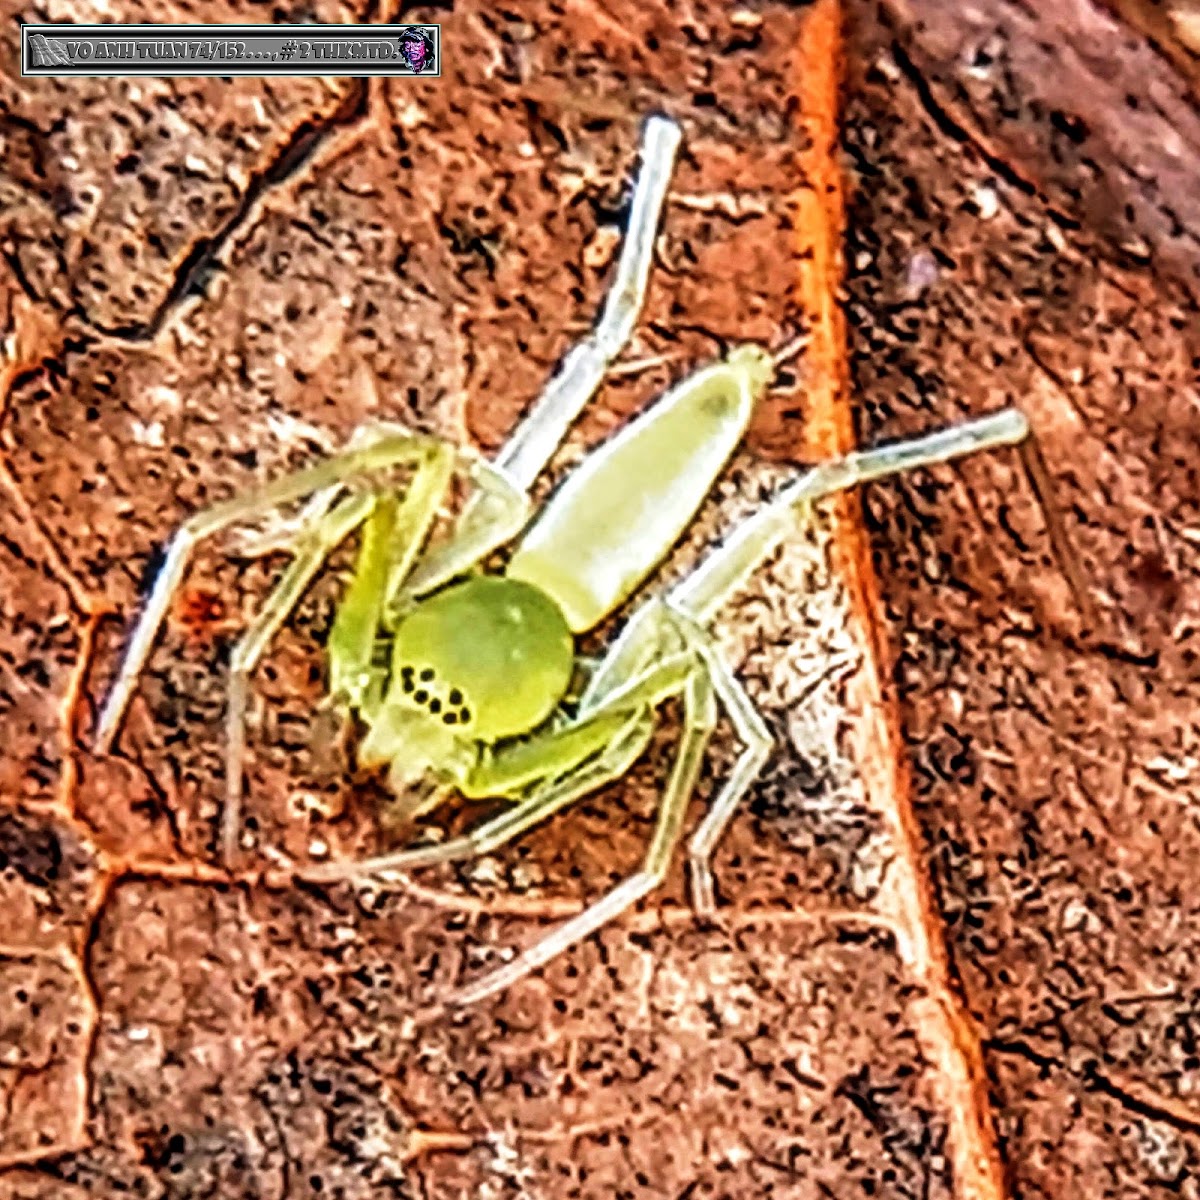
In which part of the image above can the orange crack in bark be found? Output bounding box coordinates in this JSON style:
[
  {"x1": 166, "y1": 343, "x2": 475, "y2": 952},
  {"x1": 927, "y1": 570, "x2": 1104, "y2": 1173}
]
[
  {"x1": 789, "y1": 5, "x2": 1009, "y2": 1200},
  {"x1": 0, "y1": 287, "x2": 103, "y2": 1166}
]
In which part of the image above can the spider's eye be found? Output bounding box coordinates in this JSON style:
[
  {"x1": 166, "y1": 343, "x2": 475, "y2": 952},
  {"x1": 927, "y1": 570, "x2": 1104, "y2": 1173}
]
[{"x1": 390, "y1": 576, "x2": 573, "y2": 743}]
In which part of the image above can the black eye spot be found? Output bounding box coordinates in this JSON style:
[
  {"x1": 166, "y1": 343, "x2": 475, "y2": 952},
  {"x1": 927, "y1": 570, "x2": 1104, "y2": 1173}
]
[
  {"x1": 414, "y1": 689, "x2": 429, "y2": 704},
  {"x1": 402, "y1": 676, "x2": 414, "y2": 693},
  {"x1": 448, "y1": 688, "x2": 463, "y2": 705},
  {"x1": 443, "y1": 712, "x2": 458, "y2": 725},
  {"x1": 419, "y1": 668, "x2": 434, "y2": 681},
  {"x1": 429, "y1": 698, "x2": 442, "y2": 714},
  {"x1": 401, "y1": 665, "x2": 414, "y2": 679},
  {"x1": 460, "y1": 707, "x2": 471, "y2": 723}
]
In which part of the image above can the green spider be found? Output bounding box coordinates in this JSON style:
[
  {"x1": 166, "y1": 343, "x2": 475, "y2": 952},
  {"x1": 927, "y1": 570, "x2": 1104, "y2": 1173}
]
[{"x1": 95, "y1": 114, "x2": 1074, "y2": 1006}]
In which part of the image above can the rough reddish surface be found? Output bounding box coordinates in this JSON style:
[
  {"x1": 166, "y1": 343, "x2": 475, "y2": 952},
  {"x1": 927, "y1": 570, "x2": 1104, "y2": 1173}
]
[
  {"x1": 849, "y1": 4, "x2": 1200, "y2": 1198},
  {"x1": 1, "y1": 0, "x2": 1198, "y2": 1197},
  {"x1": 879, "y1": 0, "x2": 1200, "y2": 301}
]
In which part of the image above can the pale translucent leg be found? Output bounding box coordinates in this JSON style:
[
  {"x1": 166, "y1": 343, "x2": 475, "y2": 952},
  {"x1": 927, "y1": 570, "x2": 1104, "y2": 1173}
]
[
  {"x1": 579, "y1": 600, "x2": 772, "y2": 916},
  {"x1": 452, "y1": 664, "x2": 717, "y2": 1006},
  {"x1": 670, "y1": 407, "x2": 1034, "y2": 626},
  {"x1": 301, "y1": 711, "x2": 654, "y2": 883},
  {"x1": 224, "y1": 493, "x2": 375, "y2": 863},
  {"x1": 577, "y1": 407, "x2": 1040, "y2": 914},
  {"x1": 224, "y1": 421, "x2": 408, "y2": 559},
  {"x1": 468, "y1": 114, "x2": 682, "y2": 501},
  {"x1": 228, "y1": 485, "x2": 344, "y2": 559},
  {"x1": 398, "y1": 112, "x2": 682, "y2": 599},
  {"x1": 95, "y1": 429, "x2": 455, "y2": 753},
  {"x1": 328, "y1": 446, "x2": 455, "y2": 700},
  {"x1": 392, "y1": 454, "x2": 529, "y2": 604},
  {"x1": 226, "y1": 424, "x2": 393, "y2": 556},
  {"x1": 665, "y1": 605, "x2": 773, "y2": 918}
]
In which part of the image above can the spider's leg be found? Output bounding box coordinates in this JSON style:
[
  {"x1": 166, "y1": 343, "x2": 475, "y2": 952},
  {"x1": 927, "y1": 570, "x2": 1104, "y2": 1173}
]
[
  {"x1": 229, "y1": 441, "x2": 468, "y2": 864},
  {"x1": 297, "y1": 649, "x2": 696, "y2": 882},
  {"x1": 303, "y1": 710, "x2": 655, "y2": 882},
  {"x1": 451, "y1": 660, "x2": 716, "y2": 1007},
  {"x1": 670, "y1": 407, "x2": 1036, "y2": 628},
  {"x1": 228, "y1": 421, "x2": 401, "y2": 559},
  {"x1": 664, "y1": 607, "x2": 772, "y2": 918},
  {"x1": 395, "y1": 115, "x2": 682, "y2": 605},
  {"x1": 470, "y1": 114, "x2": 681, "y2": 500},
  {"x1": 398, "y1": 114, "x2": 682, "y2": 605},
  {"x1": 95, "y1": 429, "x2": 453, "y2": 754},
  {"x1": 395, "y1": 454, "x2": 530, "y2": 605},
  {"x1": 572, "y1": 410, "x2": 1046, "y2": 912},
  {"x1": 224, "y1": 492, "x2": 375, "y2": 864},
  {"x1": 572, "y1": 598, "x2": 773, "y2": 917},
  {"x1": 329, "y1": 443, "x2": 455, "y2": 699}
]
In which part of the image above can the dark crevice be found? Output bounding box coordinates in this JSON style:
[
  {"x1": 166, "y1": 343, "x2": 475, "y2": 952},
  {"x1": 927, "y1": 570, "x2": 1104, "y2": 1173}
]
[
  {"x1": 1, "y1": 244, "x2": 47, "y2": 307},
  {"x1": 991, "y1": 1039, "x2": 1200, "y2": 1136},
  {"x1": 887, "y1": 39, "x2": 1081, "y2": 234},
  {"x1": 79, "y1": 82, "x2": 371, "y2": 343},
  {"x1": 1084, "y1": 1063, "x2": 1200, "y2": 1136}
]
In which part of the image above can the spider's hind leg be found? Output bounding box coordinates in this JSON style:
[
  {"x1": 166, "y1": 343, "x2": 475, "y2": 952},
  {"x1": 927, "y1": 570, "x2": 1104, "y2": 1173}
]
[
  {"x1": 399, "y1": 117, "x2": 684, "y2": 603},
  {"x1": 457, "y1": 114, "x2": 682, "y2": 513}
]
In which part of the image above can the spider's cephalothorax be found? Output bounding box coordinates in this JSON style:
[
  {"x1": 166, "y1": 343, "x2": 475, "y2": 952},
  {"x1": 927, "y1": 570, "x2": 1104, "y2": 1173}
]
[
  {"x1": 384, "y1": 577, "x2": 574, "y2": 742},
  {"x1": 359, "y1": 576, "x2": 574, "y2": 798},
  {"x1": 95, "y1": 113, "x2": 1081, "y2": 1006}
]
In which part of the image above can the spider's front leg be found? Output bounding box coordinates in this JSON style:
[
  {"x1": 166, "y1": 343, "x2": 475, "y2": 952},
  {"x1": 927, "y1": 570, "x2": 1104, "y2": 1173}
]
[
  {"x1": 93, "y1": 425, "x2": 523, "y2": 865},
  {"x1": 96, "y1": 428, "x2": 449, "y2": 756},
  {"x1": 447, "y1": 602, "x2": 777, "y2": 1007},
  {"x1": 297, "y1": 595, "x2": 770, "y2": 1006},
  {"x1": 221, "y1": 442, "x2": 532, "y2": 865}
]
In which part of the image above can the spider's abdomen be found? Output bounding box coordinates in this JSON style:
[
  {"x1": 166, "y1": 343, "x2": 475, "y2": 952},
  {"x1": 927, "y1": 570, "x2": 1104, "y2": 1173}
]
[
  {"x1": 506, "y1": 345, "x2": 774, "y2": 633},
  {"x1": 387, "y1": 576, "x2": 574, "y2": 743}
]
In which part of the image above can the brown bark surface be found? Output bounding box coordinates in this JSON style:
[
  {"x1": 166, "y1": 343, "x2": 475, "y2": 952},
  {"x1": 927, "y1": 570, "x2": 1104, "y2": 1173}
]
[
  {"x1": 852, "y1": 3, "x2": 1200, "y2": 1198},
  {"x1": 1, "y1": 1, "x2": 1198, "y2": 1198}
]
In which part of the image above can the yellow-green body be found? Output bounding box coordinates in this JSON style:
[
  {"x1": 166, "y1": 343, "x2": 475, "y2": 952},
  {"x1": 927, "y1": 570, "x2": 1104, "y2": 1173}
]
[
  {"x1": 508, "y1": 346, "x2": 775, "y2": 632},
  {"x1": 349, "y1": 345, "x2": 777, "y2": 811},
  {"x1": 93, "y1": 108, "x2": 1056, "y2": 1007}
]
